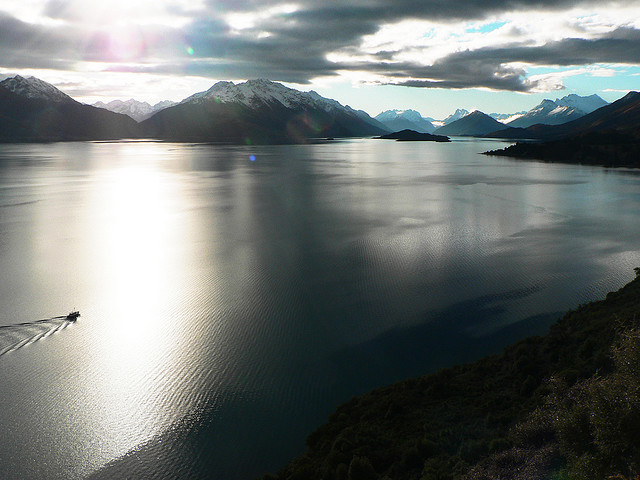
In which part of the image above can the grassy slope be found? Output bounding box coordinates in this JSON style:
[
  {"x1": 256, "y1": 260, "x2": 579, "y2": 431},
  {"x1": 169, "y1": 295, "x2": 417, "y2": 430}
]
[{"x1": 266, "y1": 274, "x2": 640, "y2": 480}]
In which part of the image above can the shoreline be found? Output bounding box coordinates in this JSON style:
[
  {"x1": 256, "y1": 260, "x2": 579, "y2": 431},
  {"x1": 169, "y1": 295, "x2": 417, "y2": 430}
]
[{"x1": 267, "y1": 271, "x2": 640, "y2": 480}]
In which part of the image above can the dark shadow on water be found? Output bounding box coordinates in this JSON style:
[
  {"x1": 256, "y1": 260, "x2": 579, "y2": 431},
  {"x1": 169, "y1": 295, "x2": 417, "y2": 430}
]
[{"x1": 86, "y1": 288, "x2": 562, "y2": 480}]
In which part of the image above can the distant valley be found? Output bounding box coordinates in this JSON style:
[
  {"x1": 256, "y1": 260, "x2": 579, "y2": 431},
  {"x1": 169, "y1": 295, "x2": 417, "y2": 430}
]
[{"x1": 92, "y1": 99, "x2": 177, "y2": 122}]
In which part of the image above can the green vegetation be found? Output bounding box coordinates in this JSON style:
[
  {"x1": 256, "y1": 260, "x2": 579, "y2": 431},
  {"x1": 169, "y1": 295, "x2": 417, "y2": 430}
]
[{"x1": 265, "y1": 271, "x2": 640, "y2": 480}]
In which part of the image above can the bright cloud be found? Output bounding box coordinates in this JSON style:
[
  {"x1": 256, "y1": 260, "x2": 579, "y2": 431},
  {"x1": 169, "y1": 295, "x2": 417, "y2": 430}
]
[{"x1": 0, "y1": 0, "x2": 638, "y2": 109}]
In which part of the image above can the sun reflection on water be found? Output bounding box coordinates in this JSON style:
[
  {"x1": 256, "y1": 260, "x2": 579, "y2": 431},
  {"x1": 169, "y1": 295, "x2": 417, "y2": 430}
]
[{"x1": 83, "y1": 160, "x2": 190, "y2": 453}]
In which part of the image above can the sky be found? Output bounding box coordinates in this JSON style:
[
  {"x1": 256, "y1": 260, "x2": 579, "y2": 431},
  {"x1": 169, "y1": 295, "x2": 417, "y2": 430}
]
[{"x1": 0, "y1": 0, "x2": 639, "y2": 118}]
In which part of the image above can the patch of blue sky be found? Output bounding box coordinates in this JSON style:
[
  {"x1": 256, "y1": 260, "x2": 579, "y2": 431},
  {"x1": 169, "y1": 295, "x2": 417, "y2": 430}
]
[
  {"x1": 465, "y1": 21, "x2": 507, "y2": 34},
  {"x1": 563, "y1": 74, "x2": 636, "y2": 101},
  {"x1": 518, "y1": 65, "x2": 633, "y2": 101},
  {"x1": 422, "y1": 28, "x2": 436, "y2": 39}
]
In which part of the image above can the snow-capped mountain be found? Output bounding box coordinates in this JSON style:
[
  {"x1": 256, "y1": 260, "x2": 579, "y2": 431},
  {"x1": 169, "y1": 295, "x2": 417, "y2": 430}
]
[
  {"x1": 507, "y1": 94, "x2": 608, "y2": 129},
  {"x1": 93, "y1": 99, "x2": 177, "y2": 122},
  {"x1": 490, "y1": 111, "x2": 527, "y2": 123},
  {"x1": 442, "y1": 108, "x2": 470, "y2": 125},
  {"x1": 0, "y1": 75, "x2": 140, "y2": 141},
  {"x1": 181, "y1": 79, "x2": 378, "y2": 120},
  {"x1": 555, "y1": 94, "x2": 607, "y2": 114},
  {"x1": 142, "y1": 79, "x2": 389, "y2": 142},
  {"x1": 433, "y1": 111, "x2": 505, "y2": 136},
  {"x1": 486, "y1": 91, "x2": 640, "y2": 140},
  {"x1": 0, "y1": 75, "x2": 75, "y2": 104},
  {"x1": 374, "y1": 109, "x2": 435, "y2": 133},
  {"x1": 182, "y1": 79, "x2": 318, "y2": 109}
]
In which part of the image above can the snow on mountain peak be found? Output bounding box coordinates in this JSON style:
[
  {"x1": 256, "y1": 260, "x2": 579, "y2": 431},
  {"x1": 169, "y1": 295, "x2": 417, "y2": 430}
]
[
  {"x1": 182, "y1": 79, "x2": 348, "y2": 113},
  {"x1": 555, "y1": 94, "x2": 608, "y2": 114},
  {"x1": 0, "y1": 75, "x2": 73, "y2": 104},
  {"x1": 93, "y1": 98, "x2": 177, "y2": 121},
  {"x1": 376, "y1": 109, "x2": 425, "y2": 122},
  {"x1": 443, "y1": 108, "x2": 470, "y2": 125}
]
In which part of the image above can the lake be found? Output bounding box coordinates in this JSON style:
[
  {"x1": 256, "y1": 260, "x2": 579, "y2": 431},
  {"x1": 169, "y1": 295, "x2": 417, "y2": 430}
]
[{"x1": 0, "y1": 139, "x2": 639, "y2": 479}]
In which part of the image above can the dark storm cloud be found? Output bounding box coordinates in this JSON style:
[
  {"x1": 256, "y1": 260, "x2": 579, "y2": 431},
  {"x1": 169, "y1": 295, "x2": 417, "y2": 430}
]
[
  {"x1": 107, "y1": 21, "x2": 640, "y2": 89},
  {"x1": 440, "y1": 27, "x2": 640, "y2": 67},
  {"x1": 204, "y1": 0, "x2": 613, "y2": 19},
  {"x1": 175, "y1": 0, "x2": 640, "y2": 89}
]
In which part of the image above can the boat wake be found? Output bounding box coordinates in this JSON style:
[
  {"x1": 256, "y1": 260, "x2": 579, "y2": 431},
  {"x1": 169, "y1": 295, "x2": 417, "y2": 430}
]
[{"x1": 0, "y1": 315, "x2": 76, "y2": 357}]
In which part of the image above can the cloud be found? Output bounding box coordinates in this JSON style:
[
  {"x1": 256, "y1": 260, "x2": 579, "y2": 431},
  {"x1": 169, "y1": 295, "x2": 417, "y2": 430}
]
[
  {"x1": 1, "y1": 0, "x2": 640, "y2": 92},
  {"x1": 0, "y1": 11, "x2": 81, "y2": 70}
]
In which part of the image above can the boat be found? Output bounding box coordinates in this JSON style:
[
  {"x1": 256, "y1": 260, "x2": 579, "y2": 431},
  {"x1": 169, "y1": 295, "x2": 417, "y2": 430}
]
[{"x1": 66, "y1": 311, "x2": 80, "y2": 321}]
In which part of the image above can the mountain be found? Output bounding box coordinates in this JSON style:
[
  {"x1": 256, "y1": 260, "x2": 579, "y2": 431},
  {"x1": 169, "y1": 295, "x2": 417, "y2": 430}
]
[
  {"x1": 374, "y1": 110, "x2": 435, "y2": 133},
  {"x1": 433, "y1": 110, "x2": 506, "y2": 136},
  {"x1": 487, "y1": 91, "x2": 640, "y2": 140},
  {"x1": 93, "y1": 99, "x2": 176, "y2": 122},
  {"x1": 0, "y1": 76, "x2": 140, "y2": 142},
  {"x1": 556, "y1": 93, "x2": 608, "y2": 114},
  {"x1": 442, "y1": 108, "x2": 469, "y2": 125},
  {"x1": 507, "y1": 94, "x2": 608, "y2": 129},
  {"x1": 507, "y1": 99, "x2": 585, "y2": 128},
  {"x1": 490, "y1": 111, "x2": 527, "y2": 123},
  {"x1": 484, "y1": 92, "x2": 640, "y2": 166},
  {"x1": 141, "y1": 79, "x2": 389, "y2": 143},
  {"x1": 1, "y1": 75, "x2": 73, "y2": 104}
]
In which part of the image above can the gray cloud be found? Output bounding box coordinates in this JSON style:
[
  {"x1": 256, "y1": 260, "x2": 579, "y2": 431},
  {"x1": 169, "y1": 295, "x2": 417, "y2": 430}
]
[
  {"x1": 1, "y1": 0, "x2": 639, "y2": 91},
  {"x1": 372, "y1": 27, "x2": 640, "y2": 90},
  {"x1": 0, "y1": 12, "x2": 80, "y2": 70}
]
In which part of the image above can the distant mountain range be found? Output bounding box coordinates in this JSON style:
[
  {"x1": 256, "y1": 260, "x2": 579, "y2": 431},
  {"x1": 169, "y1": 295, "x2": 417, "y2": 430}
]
[
  {"x1": 374, "y1": 110, "x2": 436, "y2": 133},
  {"x1": 0, "y1": 76, "x2": 139, "y2": 142},
  {"x1": 140, "y1": 79, "x2": 389, "y2": 143},
  {"x1": 433, "y1": 111, "x2": 506, "y2": 136},
  {"x1": 0, "y1": 76, "x2": 389, "y2": 143},
  {"x1": 506, "y1": 94, "x2": 608, "y2": 128},
  {"x1": 92, "y1": 99, "x2": 176, "y2": 122},
  {"x1": 0, "y1": 74, "x2": 635, "y2": 146},
  {"x1": 486, "y1": 91, "x2": 639, "y2": 141},
  {"x1": 485, "y1": 92, "x2": 640, "y2": 167},
  {"x1": 489, "y1": 111, "x2": 527, "y2": 123},
  {"x1": 442, "y1": 109, "x2": 470, "y2": 125}
]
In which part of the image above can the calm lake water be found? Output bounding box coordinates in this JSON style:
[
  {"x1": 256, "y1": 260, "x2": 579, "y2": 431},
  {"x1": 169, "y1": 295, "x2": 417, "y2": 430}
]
[{"x1": 0, "y1": 139, "x2": 639, "y2": 479}]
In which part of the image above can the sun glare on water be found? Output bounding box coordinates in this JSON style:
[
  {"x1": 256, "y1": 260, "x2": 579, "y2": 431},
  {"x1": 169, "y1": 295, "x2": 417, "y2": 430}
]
[{"x1": 82, "y1": 151, "x2": 192, "y2": 452}]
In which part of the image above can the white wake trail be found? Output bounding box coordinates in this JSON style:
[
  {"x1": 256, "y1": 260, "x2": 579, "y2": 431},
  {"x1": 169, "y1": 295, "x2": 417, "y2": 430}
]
[{"x1": 0, "y1": 316, "x2": 75, "y2": 357}]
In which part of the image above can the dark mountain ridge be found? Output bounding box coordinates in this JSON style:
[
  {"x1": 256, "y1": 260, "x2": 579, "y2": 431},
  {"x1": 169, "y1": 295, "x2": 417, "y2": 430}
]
[
  {"x1": 141, "y1": 79, "x2": 389, "y2": 143},
  {"x1": 487, "y1": 91, "x2": 640, "y2": 140},
  {"x1": 433, "y1": 110, "x2": 505, "y2": 136},
  {"x1": 0, "y1": 76, "x2": 389, "y2": 144},
  {"x1": 506, "y1": 94, "x2": 608, "y2": 129},
  {"x1": 0, "y1": 76, "x2": 140, "y2": 142},
  {"x1": 484, "y1": 92, "x2": 640, "y2": 167}
]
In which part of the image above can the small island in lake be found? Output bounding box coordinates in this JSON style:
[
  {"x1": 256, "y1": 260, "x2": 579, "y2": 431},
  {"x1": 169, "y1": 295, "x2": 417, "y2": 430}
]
[{"x1": 376, "y1": 129, "x2": 450, "y2": 142}]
